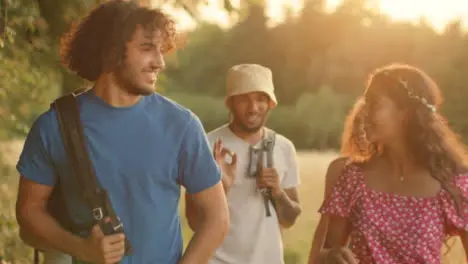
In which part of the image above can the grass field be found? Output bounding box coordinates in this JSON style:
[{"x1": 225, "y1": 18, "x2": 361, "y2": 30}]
[{"x1": 1, "y1": 142, "x2": 466, "y2": 263}]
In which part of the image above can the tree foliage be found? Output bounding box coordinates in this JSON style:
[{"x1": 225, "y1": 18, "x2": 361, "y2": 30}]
[{"x1": 165, "y1": 1, "x2": 468, "y2": 147}]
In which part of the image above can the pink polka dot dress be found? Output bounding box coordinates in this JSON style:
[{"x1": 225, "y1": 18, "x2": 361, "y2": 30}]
[{"x1": 319, "y1": 164, "x2": 468, "y2": 263}]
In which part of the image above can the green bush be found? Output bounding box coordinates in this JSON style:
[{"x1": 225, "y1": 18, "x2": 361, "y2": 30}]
[
  {"x1": 284, "y1": 248, "x2": 302, "y2": 264},
  {"x1": 0, "y1": 156, "x2": 31, "y2": 263}
]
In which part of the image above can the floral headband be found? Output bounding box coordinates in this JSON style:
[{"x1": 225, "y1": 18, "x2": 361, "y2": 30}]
[{"x1": 383, "y1": 71, "x2": 436, "y2": 113}]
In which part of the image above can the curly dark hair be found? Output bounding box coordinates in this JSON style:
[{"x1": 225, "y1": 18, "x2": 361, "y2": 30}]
[
  {"x1": 60, "y1": 0, "x2": 177, "y2": 82},
  {"x1": 341, "y1": 63, "x2": 468, "y2": 215}
]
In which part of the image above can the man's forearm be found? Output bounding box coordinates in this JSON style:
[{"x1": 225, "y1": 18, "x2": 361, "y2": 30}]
[
  {"x1": 180, "y1": 214, "x2": 229, "y2": 264},
  {"x1": 20, "y1": 227, "x2": 54, "y2": 252},
  {"x1": 273, "y1": 190, "x2": 301, "y2": 228},
  {"x1": 17, "y1": 207, "x2": 87, "y2": 259},
  {"x1": 221, "y1": 175, "x2": 232, "y2": 193}
]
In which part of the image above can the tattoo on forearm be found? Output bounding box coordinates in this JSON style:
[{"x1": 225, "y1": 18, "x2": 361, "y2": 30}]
[{"x1": 275, "y1": 191, "x2": 301, "y2": 224}]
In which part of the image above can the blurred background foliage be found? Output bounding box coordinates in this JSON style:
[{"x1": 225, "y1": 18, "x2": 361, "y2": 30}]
[{"x1": 2, "y1": 0, "x2": 468, "y2": 262}]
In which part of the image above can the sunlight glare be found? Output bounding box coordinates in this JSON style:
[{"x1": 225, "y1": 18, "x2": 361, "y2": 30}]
[
  {"x1": 378, "y1": 0, "x2": 468, "y2": 31},
  {"x1": 158, "y1": 0, "x2": 468, "y2": 32},
  {"x1": 266, "y1": 0, "x2": 303, "y2": 22},
  {"x1": 328, "y1": 0, "x2": 468, "y2": 32}
]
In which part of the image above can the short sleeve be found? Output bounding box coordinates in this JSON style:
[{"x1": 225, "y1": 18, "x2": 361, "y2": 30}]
[
  {"x1": 16, "y1": 112, "x2": 58, "y2": 186},
  {"x1": 318, "y1": 165, "x2": 361, "y2": 218},
  {"x1": 178, "y1": 114, "x2": 221, "y2": 194},
  {"x1": 440, "y1": 173, "x2": 468, "y2": 235},
  {"x1": 280, "y1": 139, "x2": 300, "y2": 189}
]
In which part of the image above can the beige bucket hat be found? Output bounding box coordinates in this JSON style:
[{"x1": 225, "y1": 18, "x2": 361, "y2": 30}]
[{"x1": 225, "y1": 64, "x2": 278, "y2": 108}]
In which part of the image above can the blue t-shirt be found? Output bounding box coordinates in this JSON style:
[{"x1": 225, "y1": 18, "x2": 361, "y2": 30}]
[{"x1": 16, "y1": 90, "x2": 221, "y2": 263}]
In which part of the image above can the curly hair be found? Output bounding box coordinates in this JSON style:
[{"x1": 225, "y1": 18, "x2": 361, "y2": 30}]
[
  {"x1": 60, "y1": 0, "x2": 177, "y2": 82},
  {"x1": 341, "y1": 63, "x2": 468, "y2": 216}
]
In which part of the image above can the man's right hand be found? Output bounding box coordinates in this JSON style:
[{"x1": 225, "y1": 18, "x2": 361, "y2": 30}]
[
  {"x1": 325, "y1": 247, "x2": 359, "y2": 264},
  {"x1": 213, "y1": 138, "x2": 237, "y2": 191},
  {"x1": 79, "y1": 220, "x2": 126, "y2": 264}
]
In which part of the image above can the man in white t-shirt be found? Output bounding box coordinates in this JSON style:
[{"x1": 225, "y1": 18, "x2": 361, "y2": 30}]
[{"x1": 185, "y1": 63, "x2": 302, "y2": 264}]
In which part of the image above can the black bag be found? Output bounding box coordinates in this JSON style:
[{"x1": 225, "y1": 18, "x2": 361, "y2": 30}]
[{"x1": 33, "y1": 90, "x2": 132, "y2": 263}]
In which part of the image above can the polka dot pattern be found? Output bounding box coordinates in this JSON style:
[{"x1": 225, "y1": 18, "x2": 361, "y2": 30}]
[{"x1": 319, "y1": 164, "x2": 468, "y2": 263}]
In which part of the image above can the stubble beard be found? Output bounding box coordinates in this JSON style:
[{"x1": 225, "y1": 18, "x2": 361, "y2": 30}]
[{"x1": 114, "y1": 63, "x2": 155, "y2": 96}]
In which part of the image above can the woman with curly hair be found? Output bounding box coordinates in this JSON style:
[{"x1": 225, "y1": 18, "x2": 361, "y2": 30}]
[{"x1": 310, "y1": 63, "x2": 468, "y2": 263}]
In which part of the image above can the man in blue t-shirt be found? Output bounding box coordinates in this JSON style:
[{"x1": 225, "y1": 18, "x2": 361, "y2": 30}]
[{"x1": 15, "y1": 1, "x2": 229, "y2": 263}]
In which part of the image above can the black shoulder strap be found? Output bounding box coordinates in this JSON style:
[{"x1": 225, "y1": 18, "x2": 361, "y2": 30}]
[
  {"x1": 52, "y1": 90, "x2": 132, "y2": 258},
  {"x1": 54, "y1": 92, "x2": 103, "y2": 217}
]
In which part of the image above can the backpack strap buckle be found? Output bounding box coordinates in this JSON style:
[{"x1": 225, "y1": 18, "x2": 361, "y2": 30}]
[{"x1": 92, "y1": 207, "x2": 104, "y2": 221}]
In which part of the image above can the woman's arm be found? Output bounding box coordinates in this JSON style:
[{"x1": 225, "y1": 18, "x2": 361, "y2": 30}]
[
  {"x1": 307, "y1": 157, "x2": 348, "y2": 264},
  {"x1": 460, "y1": 232, "x2": 468, "y2": 259},
  {"x1": 316, "y1": 215, "x2": 354, "y2": 263}
]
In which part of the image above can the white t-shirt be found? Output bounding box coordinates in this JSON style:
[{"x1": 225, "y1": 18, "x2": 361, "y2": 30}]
[{"x1": 207, "y1": 124, "x2": 300, "y2": 264}]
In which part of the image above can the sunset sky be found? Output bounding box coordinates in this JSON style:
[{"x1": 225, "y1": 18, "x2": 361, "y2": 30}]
[{"x1": 157, "y1": 0, "x2": 468, "y2": 32}]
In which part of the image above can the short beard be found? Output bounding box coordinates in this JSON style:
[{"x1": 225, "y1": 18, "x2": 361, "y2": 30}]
[
  {"x1": 114, "y1": 64, "x2": 154, "y2": 96},
  {"x1": 231, "y1": 114, "x2": 266, "y2": 134},
  {"x1": 238, "y1": 122, "x2": 263, "y2": 133}
]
